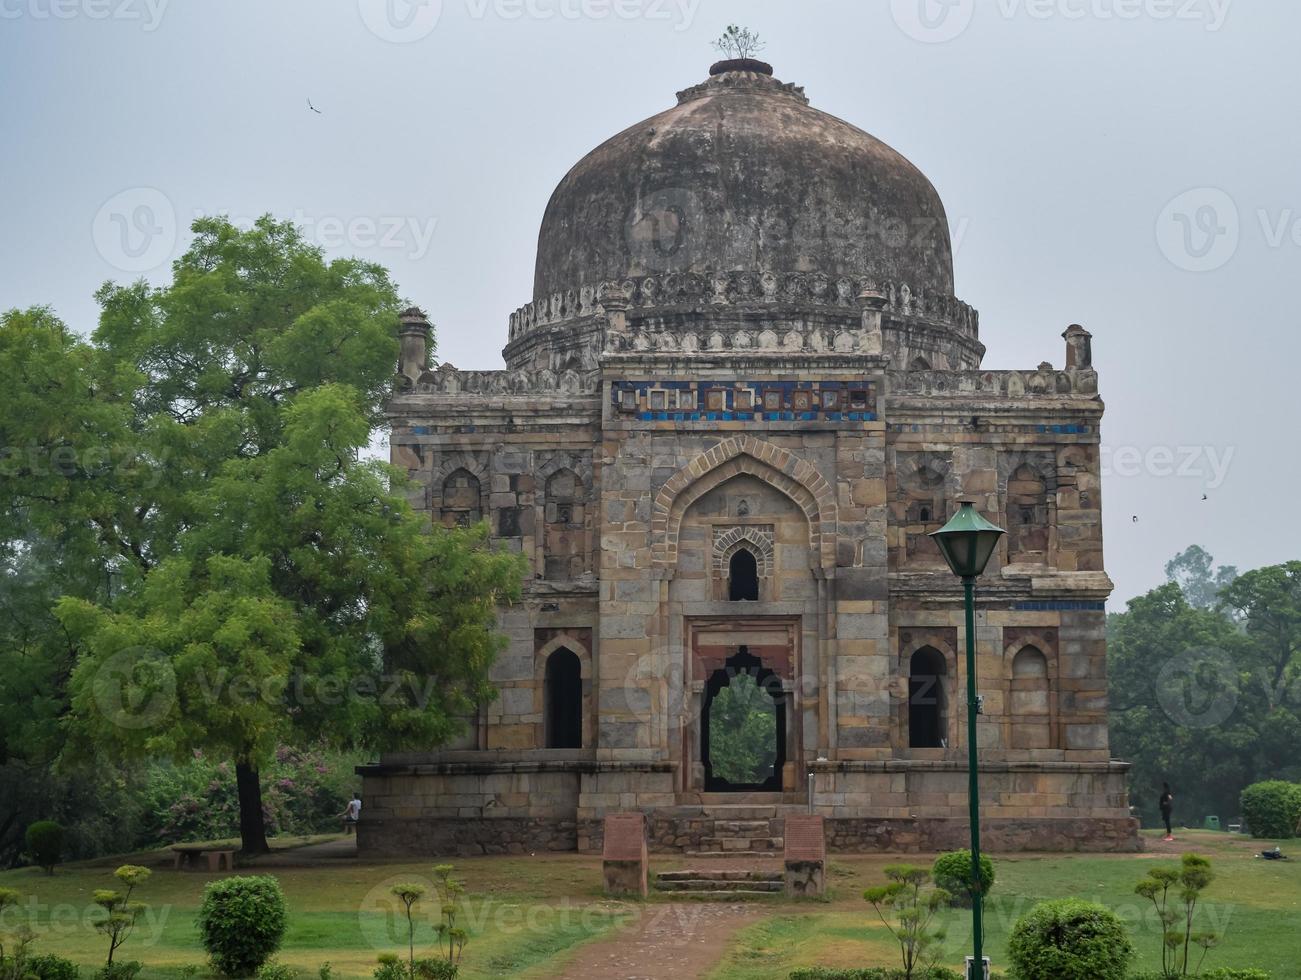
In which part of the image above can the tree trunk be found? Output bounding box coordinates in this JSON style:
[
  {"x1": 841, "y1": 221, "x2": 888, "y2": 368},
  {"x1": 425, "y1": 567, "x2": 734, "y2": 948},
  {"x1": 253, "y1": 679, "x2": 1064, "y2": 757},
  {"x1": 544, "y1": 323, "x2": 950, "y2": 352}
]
[{"x1": 235, "y1": 759, "x2": 270, "y2": 855}]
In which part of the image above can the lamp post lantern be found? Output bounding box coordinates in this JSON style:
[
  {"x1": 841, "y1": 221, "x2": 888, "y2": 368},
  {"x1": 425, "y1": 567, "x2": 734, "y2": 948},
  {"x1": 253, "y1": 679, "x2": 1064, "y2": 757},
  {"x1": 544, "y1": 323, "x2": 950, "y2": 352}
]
[{"x1": 930, "y1": 502, "x2": 1005, "y2": 980}]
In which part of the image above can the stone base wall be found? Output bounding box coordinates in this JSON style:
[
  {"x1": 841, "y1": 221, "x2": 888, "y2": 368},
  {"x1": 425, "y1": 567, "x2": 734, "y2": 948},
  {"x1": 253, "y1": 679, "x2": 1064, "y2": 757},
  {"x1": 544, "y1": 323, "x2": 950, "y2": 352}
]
[
  {"x1": 825, "y1": 816, "x2": 1141, "y2": 853},
  {"x1": 575, "y1": 810, "x2": 1140, "y2": 854},
  {"x1": 811, "y1": 761, "x2": 1132, "y2": 821},
  {"x1": 359, "y1": 815, "x2": 578, "y2": 857}
]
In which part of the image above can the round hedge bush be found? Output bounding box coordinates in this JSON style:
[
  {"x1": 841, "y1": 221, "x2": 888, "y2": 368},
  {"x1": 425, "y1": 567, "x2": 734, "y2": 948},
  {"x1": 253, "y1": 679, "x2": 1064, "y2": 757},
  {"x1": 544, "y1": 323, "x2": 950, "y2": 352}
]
[
  {"x1": 931, "y1": 850, "x2": 995, "y2": 906},
  {"x1": 1240, "y1": 781, "x2": 1301, "y2": 839},
  {"x1": 197, "y1": 875, "x2": 288, "y2": 977},
  {"x1": 24, "y1": 820, "x2": 65, "y2": 875},
  {"x1": 1006, "y1": 898, "x2": 1133, "y2": 980}
]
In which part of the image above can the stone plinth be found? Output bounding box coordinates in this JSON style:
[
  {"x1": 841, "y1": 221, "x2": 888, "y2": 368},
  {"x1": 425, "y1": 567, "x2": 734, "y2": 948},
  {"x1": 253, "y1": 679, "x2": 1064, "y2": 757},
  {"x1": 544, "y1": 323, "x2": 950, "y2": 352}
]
[
  {"x1": 783, "y1": 813, "x2": 827, "y2": 896},
  {"x1": 602, "y1": 812, "x2": 648, "y2": 896}
]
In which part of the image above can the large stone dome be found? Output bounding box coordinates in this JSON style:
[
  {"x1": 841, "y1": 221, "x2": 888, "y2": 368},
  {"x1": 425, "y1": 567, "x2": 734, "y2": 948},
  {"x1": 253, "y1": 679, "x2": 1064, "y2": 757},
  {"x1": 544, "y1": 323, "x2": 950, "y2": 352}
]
[{"x1": 532, "y1": 62, "x2": 957, "y2": 304}]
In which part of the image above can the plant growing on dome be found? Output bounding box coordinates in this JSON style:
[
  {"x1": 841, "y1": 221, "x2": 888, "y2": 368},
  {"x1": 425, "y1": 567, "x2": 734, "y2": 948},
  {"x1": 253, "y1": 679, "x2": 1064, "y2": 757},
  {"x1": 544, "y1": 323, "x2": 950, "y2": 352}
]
[{"x1": 713, "y1": 24, "x2": 766, "y2": 62}]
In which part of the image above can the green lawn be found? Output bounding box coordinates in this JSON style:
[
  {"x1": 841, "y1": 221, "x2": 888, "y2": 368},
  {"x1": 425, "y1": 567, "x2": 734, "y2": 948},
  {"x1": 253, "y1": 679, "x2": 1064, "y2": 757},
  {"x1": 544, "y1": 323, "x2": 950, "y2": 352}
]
[
  {"x1": 708, "y1": 831, "x2": 1301, "y2": 979},
  {"x1": 3, "y1": 831, "x2": 1298, "y2": 979},
  {"x1": 0, "y1": 841, "x2": 630, "y2": 979}
]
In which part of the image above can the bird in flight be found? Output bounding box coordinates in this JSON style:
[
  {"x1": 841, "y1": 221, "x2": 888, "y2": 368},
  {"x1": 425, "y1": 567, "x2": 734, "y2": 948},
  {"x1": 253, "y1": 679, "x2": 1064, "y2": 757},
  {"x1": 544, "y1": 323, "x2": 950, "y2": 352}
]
[
  {"x1": 307, "y1": 98, "x2": 323, "y2": 115},
  {"x1": 1132, "y1": 515, "x2": 1139, "y2": 523}
]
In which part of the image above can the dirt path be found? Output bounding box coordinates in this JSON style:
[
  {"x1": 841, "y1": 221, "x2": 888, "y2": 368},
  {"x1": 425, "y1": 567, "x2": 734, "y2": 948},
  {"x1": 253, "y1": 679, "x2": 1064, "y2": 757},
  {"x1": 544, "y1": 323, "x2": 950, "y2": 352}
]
[{"x1": 555, "y1": 902, "x2": 765, "y2": 980}]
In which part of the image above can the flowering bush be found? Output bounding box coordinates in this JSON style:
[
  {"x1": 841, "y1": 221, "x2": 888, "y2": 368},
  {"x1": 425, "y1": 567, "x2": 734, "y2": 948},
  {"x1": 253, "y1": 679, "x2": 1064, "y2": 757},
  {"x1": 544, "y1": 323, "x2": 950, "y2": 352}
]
[{"x1": 141, "y1": 745, "x2": 364, "y2": 845}]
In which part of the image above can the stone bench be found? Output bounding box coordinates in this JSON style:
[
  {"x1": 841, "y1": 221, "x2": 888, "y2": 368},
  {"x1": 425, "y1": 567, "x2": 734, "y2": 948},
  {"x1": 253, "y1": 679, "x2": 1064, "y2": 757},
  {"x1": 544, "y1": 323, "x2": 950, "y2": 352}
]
[{"x1": 171, "y1": 845, "x2": 237, "y2": 872}]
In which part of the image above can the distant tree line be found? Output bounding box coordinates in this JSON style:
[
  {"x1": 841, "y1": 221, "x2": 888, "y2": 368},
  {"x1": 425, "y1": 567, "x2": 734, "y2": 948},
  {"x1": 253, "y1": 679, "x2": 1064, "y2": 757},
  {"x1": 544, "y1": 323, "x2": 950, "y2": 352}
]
[{"x1": 1109, "y1": 545, "x2": 1301, "y2": 826}]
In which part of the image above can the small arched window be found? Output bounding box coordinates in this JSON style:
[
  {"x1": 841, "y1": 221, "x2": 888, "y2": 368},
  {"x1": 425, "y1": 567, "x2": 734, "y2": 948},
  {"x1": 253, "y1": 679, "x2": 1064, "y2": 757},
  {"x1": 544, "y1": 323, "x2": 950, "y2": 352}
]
[
  {"x1": 544, "y1": 648, "x2": 582, "y2": 749},
  {"x1": 1011, "y1": 646, "x2": 1052, "y2": 749},
  {"x1": 909, "y1": 647, "x2": 948, "y2": 749},
  {"x1": 440, "y1": 469, "x2": 481, "y2": 528},
  {"x1": 909, "y1": 356, "x2": 932, "y2": 371},
  {"x1": 728, "y1": 548, "x2": 760, "y2": 601}
]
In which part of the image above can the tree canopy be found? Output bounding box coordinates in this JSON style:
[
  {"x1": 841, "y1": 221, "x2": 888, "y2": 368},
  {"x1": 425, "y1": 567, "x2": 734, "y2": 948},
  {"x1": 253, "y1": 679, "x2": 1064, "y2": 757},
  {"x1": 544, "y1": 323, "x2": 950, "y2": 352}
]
[
  {"x1": 1109, "y1": 549, "x2": 1301, "y2": 824},
  {"x1": 1, "y1": 217, "x2": 526, "y2": 853}
]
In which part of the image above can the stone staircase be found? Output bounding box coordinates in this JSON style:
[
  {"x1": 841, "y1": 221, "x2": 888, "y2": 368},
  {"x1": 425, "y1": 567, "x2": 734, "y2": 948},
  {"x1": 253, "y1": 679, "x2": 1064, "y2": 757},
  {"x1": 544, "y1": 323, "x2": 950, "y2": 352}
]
[
  {"x1": 653, "y1": 868, "x2": 784, "y2": 898},
  {"x1": 688, "y1": 804, "x2": 784, "y2": 857}
]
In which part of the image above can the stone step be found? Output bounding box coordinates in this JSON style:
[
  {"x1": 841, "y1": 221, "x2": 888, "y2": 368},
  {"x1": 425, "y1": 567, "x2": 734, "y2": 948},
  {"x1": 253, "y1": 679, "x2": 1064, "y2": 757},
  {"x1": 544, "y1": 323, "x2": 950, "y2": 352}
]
[
  {"x1": 658, "y1": 870, "x2": 783, "y2": 882},
  {"x1": 700, "y1": 837, "x2": 783, "y2": 852},
  {"x1": 665, "y1": 889, "x2": 782, "y2": 899},
  {"x1": 697, "y1": 796, "x2": 775, "y2": 812},
  {"x1": 712, "y1": 819, "x2": 773, "y2": 835},
  {"x1": 654, "y1": 878, "x2": 784, "y2": 893},
  {"x1": 685, "y1": 850, "x2": 779, "y2": 858}
]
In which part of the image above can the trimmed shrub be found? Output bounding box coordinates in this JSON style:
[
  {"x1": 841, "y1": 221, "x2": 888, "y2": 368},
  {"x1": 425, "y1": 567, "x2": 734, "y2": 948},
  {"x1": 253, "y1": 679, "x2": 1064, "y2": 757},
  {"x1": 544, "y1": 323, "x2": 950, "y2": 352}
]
[
  {"x1": 931, "y1": 850, "x2": 995, "y2": 906},
  {"x1": 414, "y1": 960, "x2": 458, "y2": 980},
  {"x1": 24, "y1": 820, "x2": 65, "y2": 874},
  {"x1": 197, "y1": 875, "x2": 288, "y2": 977},
  {"x1": 1006, "y1": 898, "x2": 1133, "y2": 980},
  {"x1": 1239, "y1": 781, "x2": 1301, "y2": 839},
  {"x1": 372, "y1": 955, "x2": 406, "y2": 980},
  {"x1": 25, "y1": 954, "x2": 80, "y2": 980}
]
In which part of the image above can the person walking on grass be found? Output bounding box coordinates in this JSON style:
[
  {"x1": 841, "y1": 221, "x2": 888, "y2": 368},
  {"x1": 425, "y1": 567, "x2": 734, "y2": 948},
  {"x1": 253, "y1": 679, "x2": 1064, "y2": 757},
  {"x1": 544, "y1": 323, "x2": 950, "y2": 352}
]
[
  {"x1": 340, "y1": 793, "x2": 362, "y2": 835},
  {"x1": 1159, "y1": 782, "x2": 1175, "y2": 841}
]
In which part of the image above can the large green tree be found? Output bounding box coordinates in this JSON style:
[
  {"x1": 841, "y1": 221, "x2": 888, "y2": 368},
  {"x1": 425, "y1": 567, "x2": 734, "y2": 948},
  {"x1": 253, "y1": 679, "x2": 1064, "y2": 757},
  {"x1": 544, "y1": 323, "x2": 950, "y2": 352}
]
[
  {"x1": 1110, "y1": 552, "x2": 1301, "y2": 825},
  {"x1": 3, "y1": 218, "x2": 526, "y2": 853}
]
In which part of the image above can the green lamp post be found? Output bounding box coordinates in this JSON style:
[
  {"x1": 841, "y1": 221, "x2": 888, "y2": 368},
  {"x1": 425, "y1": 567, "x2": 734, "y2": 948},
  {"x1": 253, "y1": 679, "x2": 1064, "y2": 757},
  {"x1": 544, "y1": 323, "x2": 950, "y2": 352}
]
[{"x1": 930, "y1": 502, "x2": 1005, "y2": 980}]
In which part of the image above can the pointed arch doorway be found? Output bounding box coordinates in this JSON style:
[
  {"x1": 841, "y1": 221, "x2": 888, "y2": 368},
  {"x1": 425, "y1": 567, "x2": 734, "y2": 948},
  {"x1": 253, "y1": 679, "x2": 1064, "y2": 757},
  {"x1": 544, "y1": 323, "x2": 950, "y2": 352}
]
[{"x1": 701, "y1": 646, "x2": 787, "y2": 792}]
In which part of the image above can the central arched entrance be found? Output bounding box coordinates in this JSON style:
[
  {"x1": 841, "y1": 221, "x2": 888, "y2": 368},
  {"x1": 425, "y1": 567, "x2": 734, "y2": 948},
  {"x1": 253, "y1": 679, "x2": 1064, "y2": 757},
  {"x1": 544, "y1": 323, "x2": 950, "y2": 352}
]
[{"x1": 701, "y1": 646, "x2": 786, "y2": 792}]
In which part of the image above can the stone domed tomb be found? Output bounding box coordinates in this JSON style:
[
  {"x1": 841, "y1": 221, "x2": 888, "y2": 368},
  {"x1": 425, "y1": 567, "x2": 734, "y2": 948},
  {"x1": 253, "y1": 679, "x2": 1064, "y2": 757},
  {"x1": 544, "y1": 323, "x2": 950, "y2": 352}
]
[{"x1": 360, "y1": 61, "x2": 1137, "y2": 856}]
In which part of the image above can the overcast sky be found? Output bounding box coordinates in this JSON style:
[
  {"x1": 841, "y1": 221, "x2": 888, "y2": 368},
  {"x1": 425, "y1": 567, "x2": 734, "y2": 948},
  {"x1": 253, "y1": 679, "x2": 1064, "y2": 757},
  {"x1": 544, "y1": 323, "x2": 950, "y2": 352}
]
[{"x1": 2, "y1": 0, "x2": 1297, "y2": 604}]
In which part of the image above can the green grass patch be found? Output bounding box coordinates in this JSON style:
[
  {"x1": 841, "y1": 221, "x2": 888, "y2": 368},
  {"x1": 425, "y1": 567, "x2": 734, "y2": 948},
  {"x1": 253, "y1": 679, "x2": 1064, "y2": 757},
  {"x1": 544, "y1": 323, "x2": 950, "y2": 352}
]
[
  {"x1": 0, "y1": 841, "x2": 624, "y2": 979},
  {"x1": 709, "y1": 836, "x2": 1301, "y2": 979}
]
